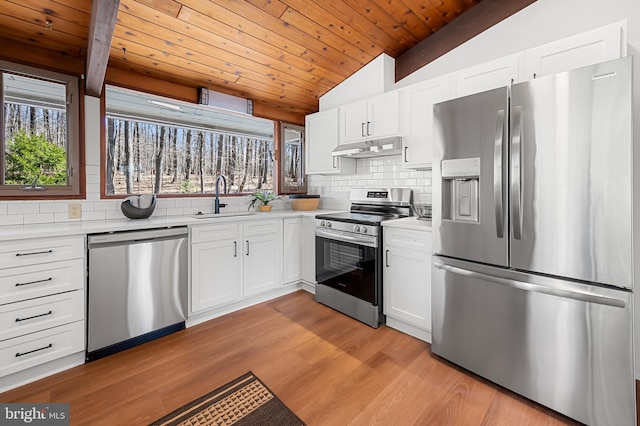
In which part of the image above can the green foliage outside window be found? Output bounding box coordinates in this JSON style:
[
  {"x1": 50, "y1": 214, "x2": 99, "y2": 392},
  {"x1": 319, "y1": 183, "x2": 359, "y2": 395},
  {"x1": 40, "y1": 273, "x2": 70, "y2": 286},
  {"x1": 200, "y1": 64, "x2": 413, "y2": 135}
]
[{"x1": 5, "y1": 130, "x2": 67, "y2": 185}]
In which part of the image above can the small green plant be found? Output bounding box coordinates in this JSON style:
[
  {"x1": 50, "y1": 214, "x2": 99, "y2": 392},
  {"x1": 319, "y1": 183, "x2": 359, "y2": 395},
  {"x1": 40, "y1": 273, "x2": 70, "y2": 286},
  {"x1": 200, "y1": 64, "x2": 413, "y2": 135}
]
[{"x1": 251, "y1": 190, "x2": 279, "y2": 205}]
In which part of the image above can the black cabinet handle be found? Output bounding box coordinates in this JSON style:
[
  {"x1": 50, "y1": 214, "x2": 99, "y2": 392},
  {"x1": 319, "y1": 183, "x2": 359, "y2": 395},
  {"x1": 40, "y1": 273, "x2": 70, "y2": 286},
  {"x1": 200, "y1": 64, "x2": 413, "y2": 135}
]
[
  {"x1": 233, "y1": 241, "x2": 237, "y2": 257},
  {"x1": 246, "y1": 240, "x2": 250, "y2": 256},
  {"x1": 16, "y1": 343, "x2": 53, "y2": 357},
  {"x1": 15, "y1": 277, "x2": 53, "y2": 287},
  {"x1": 15, "y1": 311, "x2": 53, "y2": 322},
  {"x1": 385, "y1": 250, "x2": 390, "y2": 267},
  {"x1": 16, "y1": 250, "x2": 53, "y2": 257}
]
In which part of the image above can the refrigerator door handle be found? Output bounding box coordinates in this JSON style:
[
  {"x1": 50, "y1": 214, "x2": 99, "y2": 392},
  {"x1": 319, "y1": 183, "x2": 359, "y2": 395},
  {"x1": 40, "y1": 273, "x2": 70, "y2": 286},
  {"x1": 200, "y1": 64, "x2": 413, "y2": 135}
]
[
  {"x1": 494, "y1": 109, "x2": 505, "y2": 238},
  {"x1": 433, "y1": 262, "x2": 626, "y2": 308},
  {"x1": 511, "y1": 106, "x2": 523, "y2": 239}
]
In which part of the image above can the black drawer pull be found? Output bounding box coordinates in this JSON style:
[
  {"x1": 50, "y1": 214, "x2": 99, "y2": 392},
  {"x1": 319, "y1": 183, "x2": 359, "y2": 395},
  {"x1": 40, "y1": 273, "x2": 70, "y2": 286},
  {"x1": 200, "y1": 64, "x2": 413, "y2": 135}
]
[
  {"x1": 16, "y1": 249, "x2": 53, "y2": 257},
  {"x1": 16, "y1": 343, "x2": 53, "y2": 357},
  {"x1": 15, "y1": 277, "x2": 53, "y2": 287},
  {"x1": 15, "y1": 311, "x2": 53, "y2": 322}
]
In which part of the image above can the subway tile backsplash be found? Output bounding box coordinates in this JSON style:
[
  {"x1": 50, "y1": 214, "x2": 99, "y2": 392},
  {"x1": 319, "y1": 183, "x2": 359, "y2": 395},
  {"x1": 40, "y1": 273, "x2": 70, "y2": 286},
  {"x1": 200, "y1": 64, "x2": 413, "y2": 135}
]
[{"x1": 308, "y1": 156, "x2": 432, "y2": 210}]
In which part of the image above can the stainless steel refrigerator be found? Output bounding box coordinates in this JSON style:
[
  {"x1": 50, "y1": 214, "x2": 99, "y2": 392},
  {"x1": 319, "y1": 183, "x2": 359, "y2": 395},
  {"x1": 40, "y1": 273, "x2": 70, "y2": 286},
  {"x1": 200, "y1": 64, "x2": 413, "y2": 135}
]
[{"x1": 432, "y1": 56, "x2": 635, "y2": 425}]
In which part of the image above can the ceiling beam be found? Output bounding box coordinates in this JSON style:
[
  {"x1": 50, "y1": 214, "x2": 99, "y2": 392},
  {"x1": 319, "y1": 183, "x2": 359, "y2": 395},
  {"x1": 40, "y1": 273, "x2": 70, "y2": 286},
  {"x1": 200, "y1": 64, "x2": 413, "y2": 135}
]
[
  {"x1": 85, "y1": 0, "x2": 120, "y2": 97},
  {"x1": 395, "y1": 0, "x2": 537, "y2": 81}
]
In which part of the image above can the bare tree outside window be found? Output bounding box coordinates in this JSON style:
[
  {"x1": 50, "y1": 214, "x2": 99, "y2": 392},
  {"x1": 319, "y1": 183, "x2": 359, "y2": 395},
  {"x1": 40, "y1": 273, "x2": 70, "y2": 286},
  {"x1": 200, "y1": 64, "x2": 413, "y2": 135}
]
[{"x1": 104, "y1": 117, "x2": 274, "y2": 195}]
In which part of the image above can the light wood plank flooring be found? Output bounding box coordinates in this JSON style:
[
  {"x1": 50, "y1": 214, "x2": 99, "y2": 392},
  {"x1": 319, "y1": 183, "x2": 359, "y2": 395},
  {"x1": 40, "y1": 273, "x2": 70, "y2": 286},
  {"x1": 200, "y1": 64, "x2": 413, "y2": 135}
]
[{"x1": 0, "y1": 290, "x2": 608, "y2": 425}]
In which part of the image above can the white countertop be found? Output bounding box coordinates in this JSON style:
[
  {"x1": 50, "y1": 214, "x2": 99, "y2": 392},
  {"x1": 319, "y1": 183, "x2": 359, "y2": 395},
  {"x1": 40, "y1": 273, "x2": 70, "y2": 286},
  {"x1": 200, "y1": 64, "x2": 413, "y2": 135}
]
[
  {"x1": 382, "y1": 217, "x2": 432, "y2": 231},
  {"x1": 0, "y1": 209, "x2": 338, "y2": 241}
]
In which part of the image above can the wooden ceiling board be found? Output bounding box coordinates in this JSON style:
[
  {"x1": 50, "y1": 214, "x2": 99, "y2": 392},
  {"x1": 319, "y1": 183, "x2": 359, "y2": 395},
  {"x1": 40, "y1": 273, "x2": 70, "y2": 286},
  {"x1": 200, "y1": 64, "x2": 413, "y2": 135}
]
[
  {"x1": 118, "y1": 0, "x2": 341, "y2": 91},
  {"x1": 279, "y1": 0, "x2": 384, "y2": 58},
  {"x1": 6, "y1": 0, "x2": 92, "y2": 27},
  {"x1": 0, "y1": 0, "x2": 529, "y2": 119},
  {"x1": 175, "y1": 5, "x2": 348, "y2": 84}
]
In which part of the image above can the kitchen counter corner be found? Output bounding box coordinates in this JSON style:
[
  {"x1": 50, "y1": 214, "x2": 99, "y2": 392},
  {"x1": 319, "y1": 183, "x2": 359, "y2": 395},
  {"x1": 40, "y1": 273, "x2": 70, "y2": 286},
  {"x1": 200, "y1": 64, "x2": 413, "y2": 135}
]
[{"x1": 382, "y1": 217, "x2": 432, "y2": 231}]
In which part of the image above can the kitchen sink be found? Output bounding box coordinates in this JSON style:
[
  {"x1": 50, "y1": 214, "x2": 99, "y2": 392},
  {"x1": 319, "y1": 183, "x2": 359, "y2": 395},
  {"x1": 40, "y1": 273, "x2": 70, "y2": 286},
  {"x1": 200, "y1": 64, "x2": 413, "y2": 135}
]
[{"x1": 192, "y1": 211, "x2": 255, "y2": 219}]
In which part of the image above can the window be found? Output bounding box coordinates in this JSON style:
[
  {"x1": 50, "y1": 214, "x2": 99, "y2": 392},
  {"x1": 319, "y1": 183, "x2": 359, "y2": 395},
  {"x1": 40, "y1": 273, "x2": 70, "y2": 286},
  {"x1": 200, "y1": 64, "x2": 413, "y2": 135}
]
[
  {"x1": 104, "y1": 86, "x2": 275, "y2": 196},
  {"x1": 280, "y1": 123, "x2": 306, "y2": 194},
  {"x1": 0, "y1": 61, "x2": 81, "y2": 198}
]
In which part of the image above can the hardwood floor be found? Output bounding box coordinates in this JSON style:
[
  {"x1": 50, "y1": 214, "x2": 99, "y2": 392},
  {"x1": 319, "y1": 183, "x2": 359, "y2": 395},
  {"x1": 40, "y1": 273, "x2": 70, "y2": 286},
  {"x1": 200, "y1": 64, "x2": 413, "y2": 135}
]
[{"x1": 0, "y1": 290, "x2": 595, "y2": 425}]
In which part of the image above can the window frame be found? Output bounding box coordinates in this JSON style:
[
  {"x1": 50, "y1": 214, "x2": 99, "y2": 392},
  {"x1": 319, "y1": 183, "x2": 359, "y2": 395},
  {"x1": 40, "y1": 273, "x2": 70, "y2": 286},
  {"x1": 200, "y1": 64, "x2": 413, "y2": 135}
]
[
  {"x1": 101, "y1": 86, "x2": 278, "y2": 199},
  {"x1": 0, "y1": 60, "x2": 83, "y2": 199},
  {"x1": 279, "y1": 122, "x2": 307, "y2": 194}
]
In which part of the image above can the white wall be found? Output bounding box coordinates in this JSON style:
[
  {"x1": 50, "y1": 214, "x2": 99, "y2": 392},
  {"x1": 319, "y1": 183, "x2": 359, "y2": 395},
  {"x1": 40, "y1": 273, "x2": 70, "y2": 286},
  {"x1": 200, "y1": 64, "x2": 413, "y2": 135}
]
[
  {"x1": 390, "y1": 0, "x2": 640, "y2": 380},
  {"x1": 319, "y1": 53, "x2": 395, "y2": 110}
]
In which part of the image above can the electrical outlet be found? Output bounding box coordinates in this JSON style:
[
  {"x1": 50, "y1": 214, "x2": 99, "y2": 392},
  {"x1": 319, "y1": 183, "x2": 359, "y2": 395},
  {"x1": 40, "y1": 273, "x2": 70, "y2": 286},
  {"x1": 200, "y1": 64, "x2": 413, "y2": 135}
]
[{"x1": 68, "y1": 203, "x2": 82, "y2": 219}]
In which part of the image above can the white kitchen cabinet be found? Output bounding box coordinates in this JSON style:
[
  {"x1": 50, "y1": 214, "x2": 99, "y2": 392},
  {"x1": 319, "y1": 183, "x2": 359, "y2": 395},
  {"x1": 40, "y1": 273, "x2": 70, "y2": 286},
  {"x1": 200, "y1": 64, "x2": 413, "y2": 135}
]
[
  {"x1": 305, "y1": 108, "x2": 356, "y2": 175},
  {"x1": 401, "y1": 75, "x2": 452, "y2": 169},
  {"x1": 452, "y1": 53, "x2": 521, "y2": 98},
  {"x1": 383, "y1": 226, "x2": 432, "y2": 342},
  {"x1": 283, "y1": 218, "x2": 303, "y2": 285},
  {"x1": 338, "y1": 90, "x2": 400, "y2": 144},
  {"x1": 522, "y1": 21, "x2": 623, "y2": 80},
  {"x1": 191, "y1": 225, "x2": 241, "y2": 312},
  {"x1": 0, "y1": 235, "x2": 85, "y2": 381},
  {"x1": 191, "y1": 218, "x2": 283, "y2": 313},
  {"x1": 242, "y1": 219, "x2": 283, "y2": 297}
]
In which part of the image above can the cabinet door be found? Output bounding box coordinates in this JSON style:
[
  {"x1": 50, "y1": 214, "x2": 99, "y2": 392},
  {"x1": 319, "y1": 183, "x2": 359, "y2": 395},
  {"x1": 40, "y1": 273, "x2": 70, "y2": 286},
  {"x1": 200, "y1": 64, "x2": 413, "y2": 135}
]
[
  {"x1": 401, "y1": 76, "x2": 451, "y2": 169},
  {"x1": 191, "y1": 239, "x2": 240, "y2": 312},
  {"x1": 384, "y1": 246, "x2": 431, "y2": 330},
  {"x1": 523, "y1": 21, "x2": 622, "y2": 80},
  {"x1": 283, "y1": 218, "x2": 303, "y2": 285},
  {"x1": 338, "y1": 101, "x2": 368, "y2": 143},
  {"x1": 242, "y1": 220, "x2": 283, "y2": 297},
  {"x1": 306, "y1": 109, "x2": 356, "y2": 175},
  {"x1": 453, "y1": 53, "x2": 520, "y2": 98},
  {"x1": 367, "y1": 91, "x2": 400, "y2": 138}
]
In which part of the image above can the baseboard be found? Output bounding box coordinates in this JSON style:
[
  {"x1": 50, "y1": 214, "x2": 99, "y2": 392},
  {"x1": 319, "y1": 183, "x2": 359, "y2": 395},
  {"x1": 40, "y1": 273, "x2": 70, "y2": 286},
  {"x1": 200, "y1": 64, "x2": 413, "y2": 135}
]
[
  {"x1": 0, "y1": 352, "x2": 85, "y2": 394},
  {"x1": 186, "y1": 284, "x2": 304, "y2": 328},
  {"x1": 385, "y1": 317, "x2": 431, "y2": 343}
]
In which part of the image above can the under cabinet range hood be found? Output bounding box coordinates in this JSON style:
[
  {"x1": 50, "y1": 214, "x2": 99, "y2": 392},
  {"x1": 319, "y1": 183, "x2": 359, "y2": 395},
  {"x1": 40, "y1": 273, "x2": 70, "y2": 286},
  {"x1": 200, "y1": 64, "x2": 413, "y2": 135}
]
[{"x1": 332, "y1": 136, "x2": 402, "y2": 158}]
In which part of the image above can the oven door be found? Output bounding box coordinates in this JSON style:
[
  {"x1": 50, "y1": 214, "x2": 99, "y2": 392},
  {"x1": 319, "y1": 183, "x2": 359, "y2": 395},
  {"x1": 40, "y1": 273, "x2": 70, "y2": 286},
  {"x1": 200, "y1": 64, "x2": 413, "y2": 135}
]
[{"x1": 315, "y1": 229, "x2": 380, "y2": 304}]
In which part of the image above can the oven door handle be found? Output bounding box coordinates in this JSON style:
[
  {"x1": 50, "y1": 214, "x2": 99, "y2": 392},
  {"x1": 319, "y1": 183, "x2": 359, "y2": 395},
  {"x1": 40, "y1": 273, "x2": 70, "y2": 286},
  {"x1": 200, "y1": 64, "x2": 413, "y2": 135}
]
[{"x1": 315, "y1": 228, "x2": 378, "y2": 248}]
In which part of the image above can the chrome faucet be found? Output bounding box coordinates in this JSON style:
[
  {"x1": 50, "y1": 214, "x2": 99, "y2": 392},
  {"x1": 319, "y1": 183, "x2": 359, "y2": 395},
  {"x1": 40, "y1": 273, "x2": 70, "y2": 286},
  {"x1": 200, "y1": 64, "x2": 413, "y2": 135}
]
[{"x1": 214, "y1": 175, "x2": 227, "y2": 214}]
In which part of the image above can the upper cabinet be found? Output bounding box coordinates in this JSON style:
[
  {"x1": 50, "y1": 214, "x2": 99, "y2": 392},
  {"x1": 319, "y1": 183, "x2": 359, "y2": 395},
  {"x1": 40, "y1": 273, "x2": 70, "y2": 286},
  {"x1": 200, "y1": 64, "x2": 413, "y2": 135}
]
[
  {"x1": 522, "y1": 21, "x2": 623, "y2": 80},
  {"x1": 401, "y1": 75, "x2": 452, "y2": 169},
  {"x1": 338, "y1": 91, "x2": 400, "y2": 144},
  {"x1": 452, "y1": 53, "x2": 521, "y2": 98},
  {"x1": 305, "y1": 109, "x2": 356, "y2": 175}
]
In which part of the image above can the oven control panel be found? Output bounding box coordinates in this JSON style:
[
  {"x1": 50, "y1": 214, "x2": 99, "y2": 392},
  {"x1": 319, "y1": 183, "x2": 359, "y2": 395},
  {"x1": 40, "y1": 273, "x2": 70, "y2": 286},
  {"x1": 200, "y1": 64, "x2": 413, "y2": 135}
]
[{"x1": 317, "y1": 220, "x2": 378, "y2": 236}]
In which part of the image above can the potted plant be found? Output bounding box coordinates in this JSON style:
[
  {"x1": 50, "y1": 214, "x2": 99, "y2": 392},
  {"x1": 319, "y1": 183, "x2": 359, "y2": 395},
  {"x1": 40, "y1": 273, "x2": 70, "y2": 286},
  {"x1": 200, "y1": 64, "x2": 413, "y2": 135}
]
[{"x1": 251, "y1": 190, "x2": 279, "y2": 212}]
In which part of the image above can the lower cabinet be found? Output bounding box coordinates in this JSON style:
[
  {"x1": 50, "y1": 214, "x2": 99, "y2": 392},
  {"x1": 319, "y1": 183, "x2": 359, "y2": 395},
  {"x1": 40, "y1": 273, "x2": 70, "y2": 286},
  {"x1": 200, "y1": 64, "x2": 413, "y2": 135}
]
[
  {"x1": 191, "y1": 219, "x2": 283, "y2": 313},
  {"x1": 0, "y1": 235, "x2": 85, "y2": 389},
  {"x1": 383, "y1": 226, "x2": 432, "y2": 342}
]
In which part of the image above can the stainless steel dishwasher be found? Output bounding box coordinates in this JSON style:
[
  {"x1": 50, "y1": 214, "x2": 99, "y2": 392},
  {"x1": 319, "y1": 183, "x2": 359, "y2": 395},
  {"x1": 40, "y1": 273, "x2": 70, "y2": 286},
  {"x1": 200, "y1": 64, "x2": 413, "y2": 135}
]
[{"x1": 87, "y1": 227, "x2": 188, "y2": 361}]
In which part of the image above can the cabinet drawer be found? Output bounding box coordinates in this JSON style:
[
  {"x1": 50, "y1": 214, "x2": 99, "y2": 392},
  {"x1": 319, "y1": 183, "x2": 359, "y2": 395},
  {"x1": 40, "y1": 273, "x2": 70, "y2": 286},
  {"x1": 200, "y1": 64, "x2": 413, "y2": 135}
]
[
  {"x1": 0, "y1": 259, "x2": 84, "y2": 305},
  {"x1": 243, "y1": 219, "x2": 281, "y2": 237},
  {"x1": 191, "y1": 223, "x2": 239, "y2": 244},
  {"x1": 0, "y1": 320, "x2": 84, "y2": 378},
  {"x1": 0, "y1": 291, "x2": 84, "y2": 342},
  {"x1": 0, "y1": 237, "x2": 84, "y2": 270},
  {"x1": 384, "y1": 228, "x2": 431, "y2": 251}
]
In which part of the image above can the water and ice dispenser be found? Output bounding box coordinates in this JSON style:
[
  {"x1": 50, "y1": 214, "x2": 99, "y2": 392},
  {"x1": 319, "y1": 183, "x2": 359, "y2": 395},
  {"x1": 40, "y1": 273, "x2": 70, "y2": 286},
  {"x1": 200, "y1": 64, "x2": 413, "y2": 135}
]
[{"x1": 441, "y1": 158, "x2": 480, "y2": 223}]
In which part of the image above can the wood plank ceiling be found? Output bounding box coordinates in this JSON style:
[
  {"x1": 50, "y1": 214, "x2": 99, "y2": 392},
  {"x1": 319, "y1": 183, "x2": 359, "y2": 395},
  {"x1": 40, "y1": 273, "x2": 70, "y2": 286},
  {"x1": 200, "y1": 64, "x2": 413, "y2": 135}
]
[{"x1": 0, "y1": 0, "x2": 485, "y2": 120}]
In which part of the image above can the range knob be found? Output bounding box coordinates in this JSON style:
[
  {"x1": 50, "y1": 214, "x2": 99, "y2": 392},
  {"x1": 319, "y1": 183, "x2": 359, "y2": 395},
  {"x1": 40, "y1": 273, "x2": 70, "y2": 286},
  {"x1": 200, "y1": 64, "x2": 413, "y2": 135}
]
[
  {"x1": 320, "y1": 221, "x2": 325, "y2": 227},
  {"x1": 360, "y1": 226, "x2": 368, "y2": 234},
  {"x1": 353, "y1": 225, "x2": 361, "y2": 233},
  {"x1": 326, "y1": 221, "x2": 332, "y2": 228}
]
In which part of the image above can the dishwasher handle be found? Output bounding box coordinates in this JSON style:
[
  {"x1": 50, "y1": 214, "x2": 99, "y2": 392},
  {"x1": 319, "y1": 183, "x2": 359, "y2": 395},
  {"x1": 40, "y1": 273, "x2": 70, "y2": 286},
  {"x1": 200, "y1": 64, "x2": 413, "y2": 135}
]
[{"x1": 88, "y1": 227, "x2": 188, "y2": 248}]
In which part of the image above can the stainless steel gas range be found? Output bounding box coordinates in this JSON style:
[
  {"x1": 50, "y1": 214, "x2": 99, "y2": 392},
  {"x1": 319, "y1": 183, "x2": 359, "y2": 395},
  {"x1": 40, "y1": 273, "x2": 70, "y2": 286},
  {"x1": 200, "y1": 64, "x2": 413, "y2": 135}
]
[{"x1": 314, "y1": 188, "x2": 412, "y2": 327}]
